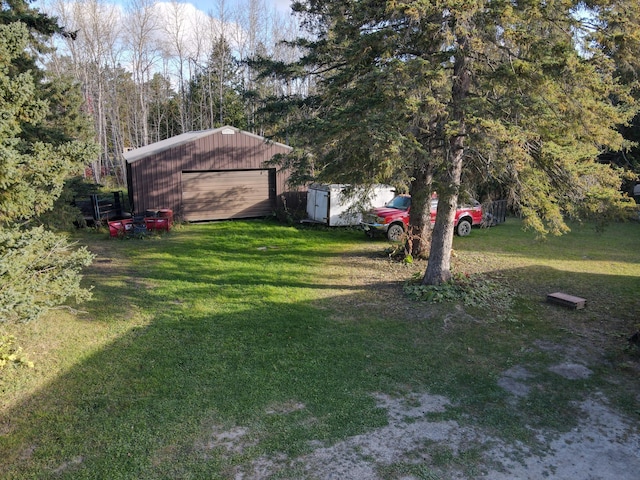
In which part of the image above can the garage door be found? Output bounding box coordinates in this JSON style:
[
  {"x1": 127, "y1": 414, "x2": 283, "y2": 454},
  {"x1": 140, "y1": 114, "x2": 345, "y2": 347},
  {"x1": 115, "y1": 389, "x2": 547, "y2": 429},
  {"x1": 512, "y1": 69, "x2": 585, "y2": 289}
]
[{"x1": 182, "y1": 170, "x2": 273, "y2": 221}]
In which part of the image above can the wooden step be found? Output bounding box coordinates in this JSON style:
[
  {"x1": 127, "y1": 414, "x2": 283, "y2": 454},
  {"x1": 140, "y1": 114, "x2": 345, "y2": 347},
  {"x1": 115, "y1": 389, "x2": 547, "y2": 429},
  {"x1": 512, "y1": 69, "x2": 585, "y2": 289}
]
[{"x1": 546, "y1": 292, "x2": 586, "y2": 310}]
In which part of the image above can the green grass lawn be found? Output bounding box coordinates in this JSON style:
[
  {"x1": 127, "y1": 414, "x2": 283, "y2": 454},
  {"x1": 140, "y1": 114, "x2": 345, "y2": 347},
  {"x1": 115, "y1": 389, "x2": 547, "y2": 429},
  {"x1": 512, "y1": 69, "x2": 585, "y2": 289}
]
[{"x1": 1, "y1": 218, "x2": 639, "y2": 479}]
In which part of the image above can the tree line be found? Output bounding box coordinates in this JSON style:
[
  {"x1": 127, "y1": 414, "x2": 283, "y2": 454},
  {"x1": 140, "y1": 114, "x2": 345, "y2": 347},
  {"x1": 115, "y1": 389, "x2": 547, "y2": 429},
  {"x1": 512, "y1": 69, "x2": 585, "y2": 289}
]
[{"x1": 41, "y1": 0, "x2": 304, "y2": 186}]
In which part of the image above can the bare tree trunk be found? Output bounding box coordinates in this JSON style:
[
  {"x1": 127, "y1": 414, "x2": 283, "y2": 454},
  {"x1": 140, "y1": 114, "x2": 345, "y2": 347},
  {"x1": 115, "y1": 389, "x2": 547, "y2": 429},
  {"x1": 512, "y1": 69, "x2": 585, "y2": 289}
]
[
  {"x1": 162, "y1": 1, "x2": 191, "y2": 133},
  {"x1": 43, "y1": 0, "x2": 300, "y2": 158},
  {"x1": 234, "y1": 0, "x2": 267, "y2": 129},
  {"x1": 49, "y1": 0, "x2": 124, "y2": 182},
  {"x1": 423, "y1": 35, "x2": 471, "y2": 285},
  {"x1": 125, "y1": 0, "x2": 160, "y2": 147}
]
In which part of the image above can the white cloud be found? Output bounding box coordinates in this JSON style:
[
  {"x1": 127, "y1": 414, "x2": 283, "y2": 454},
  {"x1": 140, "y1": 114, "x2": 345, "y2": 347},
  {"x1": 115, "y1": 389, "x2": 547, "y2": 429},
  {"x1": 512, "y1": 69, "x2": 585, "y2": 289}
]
[
  {"x1": 153, "y1": 1, "x2": 243, "y2": 62},
  {"x1": 37, "y1": 0, "x2": 297, "y2": 83},
  {"x1": 189, "y1": 0, "x2": 292, "y2": 15}
]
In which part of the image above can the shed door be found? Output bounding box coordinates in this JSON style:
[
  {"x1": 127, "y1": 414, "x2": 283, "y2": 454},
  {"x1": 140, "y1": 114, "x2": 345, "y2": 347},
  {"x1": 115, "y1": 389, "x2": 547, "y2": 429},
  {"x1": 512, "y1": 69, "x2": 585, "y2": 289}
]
[
  {"x1": 306, "y1": 187, "x2": 330, "y2": 224},
  {"x1": 182, "y1": 170, "x2": 273, "y2": 221}
]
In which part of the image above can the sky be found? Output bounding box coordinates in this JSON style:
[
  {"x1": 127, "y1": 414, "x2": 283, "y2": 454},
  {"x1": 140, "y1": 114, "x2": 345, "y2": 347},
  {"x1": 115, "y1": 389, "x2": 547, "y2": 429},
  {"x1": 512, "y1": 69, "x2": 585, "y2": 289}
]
[
  {"x1": 140, "y1": 0, "x2": 294, "y2": 16},
  {"x1": 35, "y1": 0, "x2": 298, "y2": 51},
  {"x1": 190, "y1": 0, "x2": 293, "y2": 14},
  {"x1": 34, "y1": 0, "x2": 299, "y2": 74},
  {"x1": 35, "y1": 0, "x2": 294, "y2": 17}
]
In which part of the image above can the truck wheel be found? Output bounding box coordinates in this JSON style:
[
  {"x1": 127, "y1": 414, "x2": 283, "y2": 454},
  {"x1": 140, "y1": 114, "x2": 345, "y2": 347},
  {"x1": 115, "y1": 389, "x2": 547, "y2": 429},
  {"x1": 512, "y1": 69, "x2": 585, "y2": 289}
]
[
  {"x1": 387, "y1": 224, "x2": 405, "y2": 242},
  {"x1": 456, "y1": 219, "x2": 472, "y2": 236}
]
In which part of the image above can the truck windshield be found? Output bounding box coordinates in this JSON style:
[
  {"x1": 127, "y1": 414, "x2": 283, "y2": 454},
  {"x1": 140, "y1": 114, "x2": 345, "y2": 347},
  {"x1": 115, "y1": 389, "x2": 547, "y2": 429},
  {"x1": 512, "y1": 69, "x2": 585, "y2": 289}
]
[{"x1": 385, "y1": 196, "x2": 411, "y2": 210}]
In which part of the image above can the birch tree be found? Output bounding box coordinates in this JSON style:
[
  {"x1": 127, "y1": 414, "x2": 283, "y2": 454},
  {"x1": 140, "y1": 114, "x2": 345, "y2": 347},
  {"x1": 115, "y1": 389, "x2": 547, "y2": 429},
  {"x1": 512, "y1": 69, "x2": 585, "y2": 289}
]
[
  {"x1": 45, "y1": 0, "x2": 124, "y2": 184},
  {"x1": 124, "y1": 0, "x2": 160, "y2": 147},
  {"x1": 160, "y1": 0, "x2": 194, "y2": 132}
]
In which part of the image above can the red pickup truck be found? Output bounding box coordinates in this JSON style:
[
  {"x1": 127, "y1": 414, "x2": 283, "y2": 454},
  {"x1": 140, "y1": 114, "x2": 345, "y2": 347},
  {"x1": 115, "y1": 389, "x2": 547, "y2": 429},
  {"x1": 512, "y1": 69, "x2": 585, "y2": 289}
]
[{"x1": 361, "y1": 195, "x2": 483, "y2": 241}]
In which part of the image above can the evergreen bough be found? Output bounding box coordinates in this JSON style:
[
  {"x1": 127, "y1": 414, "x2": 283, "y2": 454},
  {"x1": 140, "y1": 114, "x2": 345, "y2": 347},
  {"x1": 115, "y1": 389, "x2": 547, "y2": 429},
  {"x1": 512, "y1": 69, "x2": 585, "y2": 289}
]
[{"x1": 1, "y1": 13, "x2": 97, "y2": 324}]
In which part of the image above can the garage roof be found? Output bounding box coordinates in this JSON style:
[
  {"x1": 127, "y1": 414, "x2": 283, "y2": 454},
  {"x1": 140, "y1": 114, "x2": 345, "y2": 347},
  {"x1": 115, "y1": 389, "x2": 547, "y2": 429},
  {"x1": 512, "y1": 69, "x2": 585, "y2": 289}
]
[{"x1": 123, "y1": 126, "x2": 291, "y2": 163}]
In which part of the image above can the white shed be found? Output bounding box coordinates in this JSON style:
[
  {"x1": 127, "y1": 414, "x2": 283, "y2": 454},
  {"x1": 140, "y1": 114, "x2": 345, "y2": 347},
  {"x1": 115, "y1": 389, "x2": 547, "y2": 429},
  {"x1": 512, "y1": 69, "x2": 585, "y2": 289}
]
[{"x1": 305, "y1": 184, "x2": 396, "y2": 226}]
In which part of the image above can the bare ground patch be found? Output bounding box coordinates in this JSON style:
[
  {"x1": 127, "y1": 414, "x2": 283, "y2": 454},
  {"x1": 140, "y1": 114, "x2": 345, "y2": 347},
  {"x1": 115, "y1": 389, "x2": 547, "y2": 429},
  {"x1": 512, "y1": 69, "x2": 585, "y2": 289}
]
[
  {"x1": 229, "y1": 389, "x2": 639, "y2": 479},
  {"x1": 229, "y1": 243, "x2": 640, "y2": 479}
]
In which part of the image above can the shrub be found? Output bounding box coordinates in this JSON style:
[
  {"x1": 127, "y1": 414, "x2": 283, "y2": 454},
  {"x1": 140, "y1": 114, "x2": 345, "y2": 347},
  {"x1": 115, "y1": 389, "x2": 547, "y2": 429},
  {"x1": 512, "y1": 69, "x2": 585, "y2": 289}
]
[{"x1": 0, "y1": 226, "x2": 94, "y2": 323}]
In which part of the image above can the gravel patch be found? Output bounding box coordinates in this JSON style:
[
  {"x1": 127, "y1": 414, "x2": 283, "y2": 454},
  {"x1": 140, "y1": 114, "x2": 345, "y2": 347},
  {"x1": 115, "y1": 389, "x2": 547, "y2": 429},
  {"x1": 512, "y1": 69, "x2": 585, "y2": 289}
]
[
  {"x1": 233, "y1": 390, "x2": 639, "y2": 479},
  {"x1": 498, "y1": 366, "x2": 534, "y2": 397},
  {"x1": 549, "y1": 362, "x2": 593, "y2": 380}
]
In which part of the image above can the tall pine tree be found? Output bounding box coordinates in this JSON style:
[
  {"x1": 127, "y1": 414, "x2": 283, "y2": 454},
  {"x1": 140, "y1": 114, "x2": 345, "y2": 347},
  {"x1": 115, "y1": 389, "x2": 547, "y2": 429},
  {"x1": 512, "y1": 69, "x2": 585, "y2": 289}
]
[{"x1": 257, "y1": 0, "x2": 638, "y2": 284}]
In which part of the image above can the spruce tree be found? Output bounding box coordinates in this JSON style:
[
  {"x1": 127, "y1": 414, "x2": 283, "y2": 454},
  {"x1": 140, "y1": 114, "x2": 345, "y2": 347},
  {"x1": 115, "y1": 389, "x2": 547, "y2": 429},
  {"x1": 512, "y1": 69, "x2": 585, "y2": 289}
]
[
  {"x1": 257, "y1": 0, "x2": 638, "y2": 284},
  {"x1": 0, "y1": 7, "x2": 97, "y2": 323}
]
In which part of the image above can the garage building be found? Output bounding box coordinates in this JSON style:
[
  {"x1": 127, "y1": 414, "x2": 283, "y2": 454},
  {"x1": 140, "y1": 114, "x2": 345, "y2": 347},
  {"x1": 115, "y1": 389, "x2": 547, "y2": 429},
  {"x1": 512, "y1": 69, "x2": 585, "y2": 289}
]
[{"x1": 124, "y1": 126, "x2": 294, "y2": 221}]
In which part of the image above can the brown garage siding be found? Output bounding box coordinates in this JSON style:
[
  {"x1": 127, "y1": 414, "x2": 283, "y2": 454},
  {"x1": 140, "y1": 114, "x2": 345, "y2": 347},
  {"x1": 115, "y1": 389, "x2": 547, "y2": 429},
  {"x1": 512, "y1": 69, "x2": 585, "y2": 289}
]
[{"x1": 126, "y1": 128, "x2": 293, "y2": 219}]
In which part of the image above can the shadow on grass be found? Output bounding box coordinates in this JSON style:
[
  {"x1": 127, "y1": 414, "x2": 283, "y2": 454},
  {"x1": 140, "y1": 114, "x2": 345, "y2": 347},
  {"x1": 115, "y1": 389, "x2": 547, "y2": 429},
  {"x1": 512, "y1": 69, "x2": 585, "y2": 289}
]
[
  {"x1": 4, "y1": 286, "x2": 451, "y2": 479},
  {"x1": 0, "y1": 222, "x2": 396, "y2": 478},
  {"x1": 1, "y1": 220, "x2": 639, "y2": 479}
]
